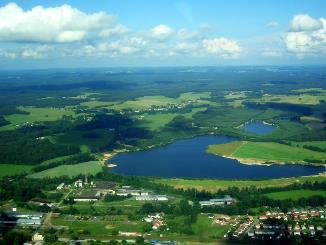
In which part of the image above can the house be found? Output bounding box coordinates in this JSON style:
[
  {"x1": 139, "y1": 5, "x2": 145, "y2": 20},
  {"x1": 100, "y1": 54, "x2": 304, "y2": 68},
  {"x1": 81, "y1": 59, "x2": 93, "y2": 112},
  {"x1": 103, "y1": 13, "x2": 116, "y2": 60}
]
[
  {"x1": 32, "y1": 233, "x2": 44, "y2": 241},
  {"x1": 135, "y1": 195, "x2": 168, "y2": 201},
  {"x1": 74, "y1": 179, "x2": 83, "y2": 188}
]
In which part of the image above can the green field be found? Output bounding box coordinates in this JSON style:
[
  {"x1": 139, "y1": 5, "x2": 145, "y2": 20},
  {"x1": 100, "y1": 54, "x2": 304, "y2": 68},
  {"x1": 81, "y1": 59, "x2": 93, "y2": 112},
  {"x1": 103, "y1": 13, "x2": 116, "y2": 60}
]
[
  {"x1": 257, "y1": 94, "x2": 326, "y2": 105},
  {"x1": 155, "y1": 175, "x2": 326, "y2": 191},
  {"x1": 0, "y1": 106, "x2": 77, "y2": 131},
  {"x1": 137, "y1": 107, "x2": 207, "y2": 130},
  {"x1": 28, "y1": 161, "x2": 102, "y2": 178},
  {"x1": 82, "y1": 92, "x2": 211, "y2": 111},
  {"x1": 265, "y1": 189, "x2": 326, "y2": 200},
  {"x1": 192, "y1": 214, "x2": 229, "y2": 240},
  {"x1": 52, "y1": 129, "x2": 115, "y2": 153},
  {"x1": 0, "y1": 164, "x2": 33, "y2": 178},
  {"x1": 207, "y1": 141, "x2": 326, "y2": 164}
]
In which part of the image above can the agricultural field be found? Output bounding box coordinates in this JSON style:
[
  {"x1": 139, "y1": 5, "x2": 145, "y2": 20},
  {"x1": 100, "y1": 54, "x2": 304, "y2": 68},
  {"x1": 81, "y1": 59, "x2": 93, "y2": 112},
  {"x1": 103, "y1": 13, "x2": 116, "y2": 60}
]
[
  {"x1": 207, "y1": 141, "x2": 326, "y2": 164},
  {"x1": 81, "y1": 92, "x2": 211, "y2": 111},
  {"x1": 264, "y1": 189, "x2": 326, "y2": 200},
  {"x1": 154, "y1": 175, "x2": 326, "y2": 191},
  {"x1": 256, "y1": 94, "x2": 326, "y2": 105},
  {"x1": 0, "y1": 106, "x2": 77, "y2": 131},
  {"x1": 136, "y1": 107, "x2": 206, "y2": 130},
  {"x1": 28, "y1": 161, "x2": 102, "y2": 178},
  {"x1": 0, "y1": 164, "x2": 33, "y2": 178}
]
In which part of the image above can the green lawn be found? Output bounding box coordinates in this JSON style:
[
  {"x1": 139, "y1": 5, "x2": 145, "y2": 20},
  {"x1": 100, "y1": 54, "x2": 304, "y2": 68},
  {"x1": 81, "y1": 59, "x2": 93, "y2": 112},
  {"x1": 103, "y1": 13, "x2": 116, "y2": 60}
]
[
  {"x1": 0, "y1": 106, "x2": 77, "y2": 131},
  {"x1": 265, "y1": 189, "x2": 326, "y2": 200},
  {"x1": 207, "y1": 141, "x2": 326, "y2": 164},
  {"x1": 155, "y1": 175, "x2": 326, "y2": 191},
  {"x1": 0, "y1": 164, "x2": 33, "y2": 178},
  {"x1": 28, "y1": 161, "x2": 102, "y2": 178}
]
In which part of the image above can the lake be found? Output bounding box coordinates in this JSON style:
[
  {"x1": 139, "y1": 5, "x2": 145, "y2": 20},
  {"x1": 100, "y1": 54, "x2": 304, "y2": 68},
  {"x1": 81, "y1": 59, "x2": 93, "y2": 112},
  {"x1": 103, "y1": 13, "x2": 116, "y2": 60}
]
[
  {"x1": 111, "y1": 135, "x2": 324, "y2": 179},
  {"x1": 241, "y1": 122, "x2": 276, "y2": 135}
]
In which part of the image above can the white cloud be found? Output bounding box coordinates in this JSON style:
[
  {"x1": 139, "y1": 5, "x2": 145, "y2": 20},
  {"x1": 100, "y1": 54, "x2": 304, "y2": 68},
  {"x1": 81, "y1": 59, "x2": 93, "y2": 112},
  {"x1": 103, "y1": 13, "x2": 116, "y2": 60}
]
[
  {"x1": 0, "y1": 49, "x2": 17, "y2": 59},
  {"x1": 202, "y1": 38, "x2": 243, "y2": 59},
  {"x1": 267, "y1": 21, "x2": 279, "y2": 28},
  {"x1": 149, "y1": 25, "x2": 173, "y2": 41},
  {"x1": 177, "y1": 28, "x2": 200, "y2": 40},
  {"x1": 0, "y1": 3, "x2": 124, "y2": 43},
  {"x1": 283, "y1": 15, "x2": 326, "y2": 57},
  {"x1": 21, "y1": 45, "x2": 52, "y2": 58},
  {"x1": 289, "y1": 14, "x2": 322, "y2": 32}
]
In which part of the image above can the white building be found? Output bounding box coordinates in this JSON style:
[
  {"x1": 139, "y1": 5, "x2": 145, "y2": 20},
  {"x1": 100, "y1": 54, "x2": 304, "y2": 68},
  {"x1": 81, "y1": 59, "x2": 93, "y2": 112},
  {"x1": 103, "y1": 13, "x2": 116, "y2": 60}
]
[
  {"x1": 135, "y1": 195, "x2": 168, "y2": 201},
  {"x1": 56, "y1": 183, "x2": 65, "y2": 190}
]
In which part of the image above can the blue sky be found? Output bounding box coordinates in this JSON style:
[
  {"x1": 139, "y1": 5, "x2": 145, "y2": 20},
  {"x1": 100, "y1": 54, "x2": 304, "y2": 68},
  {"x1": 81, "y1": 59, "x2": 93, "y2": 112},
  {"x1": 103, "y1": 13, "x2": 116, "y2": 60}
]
[{"x1": 0, "y1": 0, "x2": 325, "y2": 68}]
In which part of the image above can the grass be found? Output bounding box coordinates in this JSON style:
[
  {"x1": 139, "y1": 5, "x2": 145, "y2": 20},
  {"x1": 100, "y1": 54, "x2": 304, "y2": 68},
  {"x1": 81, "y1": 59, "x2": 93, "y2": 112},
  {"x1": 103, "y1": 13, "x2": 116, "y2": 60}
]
[
  {"x1": 0, "y1": 164, "x2": 33, "y2": 178},
  {"x1": 292, "y1": 141, "x2": 326, "y2": 151},
  {"x1": 265, "y1": 189, "x2": 326, "y2": 200},
  {"x1": 53, "y1": 129, "x2": 115, "y2": 152},
  {"x1": 207, "y1": 141, "x2": 243, "y2": 157},
  {"x1": 137, "y1": 107, "x2": 207, "y2": 130},
  {"x1": 154, "y1": 175, "x2": 326, "y2": 191},
  {"x1": 0, "y1": 106, "x2": 77, "y2": 131},
  {"x1": 257, "y1": 94, "x2": 326, "y2": 105},
  {"x1": 192, "y1": 214, "x2": 229, "y2": 239},
  {"x1": 82, "y1": 92, "x2": 211, "y2": 111},
  {"x1": 28, "y1": 161, "x2": 102, "y2": 178},
  {"x1": 207, "y1": 141, "x2": 326, "y2": 163}
]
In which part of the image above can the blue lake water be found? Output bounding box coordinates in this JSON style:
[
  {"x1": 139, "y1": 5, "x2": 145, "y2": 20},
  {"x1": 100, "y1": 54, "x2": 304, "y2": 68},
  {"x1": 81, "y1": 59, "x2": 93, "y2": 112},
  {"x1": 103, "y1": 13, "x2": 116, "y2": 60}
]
[
  {"x1": 242, "y1": 122, "x2": 276, "y2": 135},
  {"x1": 111, "y1": 135, "x2": 324, "y2": 179}
]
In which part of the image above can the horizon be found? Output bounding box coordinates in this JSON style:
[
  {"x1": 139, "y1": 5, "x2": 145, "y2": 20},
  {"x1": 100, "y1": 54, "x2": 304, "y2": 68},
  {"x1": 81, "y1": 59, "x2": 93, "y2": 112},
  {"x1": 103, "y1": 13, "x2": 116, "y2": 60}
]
[{"x1": 0, "y1": 0, "x2": 326, "y2": 69}]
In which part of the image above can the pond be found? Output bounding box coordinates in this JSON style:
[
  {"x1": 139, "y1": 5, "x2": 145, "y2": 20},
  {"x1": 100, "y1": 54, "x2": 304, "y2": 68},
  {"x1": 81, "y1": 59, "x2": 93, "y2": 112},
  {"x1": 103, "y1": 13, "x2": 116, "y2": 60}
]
[
  {"x1": 110, "y1": 135, "x2": 324, "y2": 179},
  {"x1": 241, "y1": 121, "x2": 277, "y2": 135}
]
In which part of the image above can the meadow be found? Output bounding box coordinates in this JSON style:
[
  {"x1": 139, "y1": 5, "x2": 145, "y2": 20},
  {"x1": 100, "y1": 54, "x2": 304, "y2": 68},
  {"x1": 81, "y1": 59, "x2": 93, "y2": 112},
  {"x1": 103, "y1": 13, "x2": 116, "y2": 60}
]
[
  {"x1": 28, "y1": 161, "x2": 102, "y2": 178},
  {"x1": 0, "y1": 106, "x2": 77, "y2": 131},
  {"x1": 207, "y1": 141, "x2": 326, "y2": 164},
  {"x1": 264, "y1": 189, "x2": 326, "y2": 200},
  {"x1": 0, "y1": 164, "x2": 33, "y2": 178},
  {"x1": 154, "y1": 175, "x2": 326, "y2": 191}
]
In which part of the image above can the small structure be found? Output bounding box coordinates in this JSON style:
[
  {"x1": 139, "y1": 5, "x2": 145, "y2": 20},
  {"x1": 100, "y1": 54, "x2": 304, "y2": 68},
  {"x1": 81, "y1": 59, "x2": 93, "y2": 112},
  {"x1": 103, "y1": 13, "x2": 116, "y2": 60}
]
[
  {"x1": 135, "y1": 195, "x2": 168, "y2": 201},
  {"x1": 32, "y1": 233, "x2": 44, "y2": 242},
  {"x1": 74, "y1": 179, "x2": 83, "y2": 188},
  {"x1": 73, "y1": 196, "x2": 99, "y2": 202},
  {"x1": 56, "y1": 183, "x2": 65, "y2": 190}
]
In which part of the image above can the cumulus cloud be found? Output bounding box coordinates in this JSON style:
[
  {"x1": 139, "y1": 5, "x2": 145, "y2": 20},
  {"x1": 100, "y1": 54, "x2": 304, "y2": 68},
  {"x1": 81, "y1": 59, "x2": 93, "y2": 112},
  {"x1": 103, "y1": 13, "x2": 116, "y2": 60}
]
[
  {"x1": 202, "y1": 38, "x2": 243, "y2": 59},
  {"x1": 283, "y1": 14, "x2": 326, "y2": 57},
  {"x1": 267, "y1": 21, "x2": 279, "y2": 28},
  {"x1": 289, "y1": 14, "x2": 322, "y2": 32},
  {"x1": 149, "y1": 25, "x2": 173, "y2": 41},
  {"x1": 0, "y1": 2, "x2": 125, "y2": 43}
]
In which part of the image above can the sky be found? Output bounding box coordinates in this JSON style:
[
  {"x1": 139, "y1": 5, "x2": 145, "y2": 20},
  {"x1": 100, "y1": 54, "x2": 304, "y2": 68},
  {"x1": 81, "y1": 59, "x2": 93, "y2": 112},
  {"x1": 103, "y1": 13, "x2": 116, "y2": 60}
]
[{"x1": 0, "y1": 0, "x2": 325, "y2": 69}]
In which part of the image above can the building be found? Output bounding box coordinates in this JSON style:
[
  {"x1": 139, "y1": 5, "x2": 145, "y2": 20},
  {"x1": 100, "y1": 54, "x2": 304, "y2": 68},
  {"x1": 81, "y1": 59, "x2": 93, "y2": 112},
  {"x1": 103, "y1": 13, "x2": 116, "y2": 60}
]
[
  {"x1": 56, "y1": 183, "x2": 65, "y2": 190},
  {"x1": 135, "y1": 195, "x2": 168, "y2": 201},
  {"x1": 32, "y1": 233, "x2": 44, "y2": 242},
  {"x1": 0, "y1": 212, "x2": 43, "y2": 227},
  {"x1": 199, "y1": 195, "x2": 234, "y2": 207},
  {"x1": 116, "y1": 188, "x2": 149, "y2": 197},
  {"x1": 74, "y1": 179, "x2": 83, "y2": 188},
  {"x1": 73, "y1": 196, "x2": 99, "y2": 202}
]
